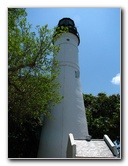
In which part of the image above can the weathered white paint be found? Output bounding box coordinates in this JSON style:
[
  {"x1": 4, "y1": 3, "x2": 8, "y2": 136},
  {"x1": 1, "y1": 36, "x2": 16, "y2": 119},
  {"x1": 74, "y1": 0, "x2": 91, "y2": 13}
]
[
  {"x1": 38, "y1": 32, "x2": 89, "y2": 158},
  {"x1": 67, "y1": 133, "x2": 76, "y2": 158},
  {"x1": 104, "y1": 135, "x2": 118, "y2": 156}
]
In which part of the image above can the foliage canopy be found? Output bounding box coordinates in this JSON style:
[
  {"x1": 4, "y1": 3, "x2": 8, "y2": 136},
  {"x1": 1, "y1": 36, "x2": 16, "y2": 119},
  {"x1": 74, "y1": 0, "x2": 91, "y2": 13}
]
[
  {"x1": 84, "y1": 93, "x2": 120, "y2": 142},
  {"x1": 8, "y1": 8, "x2": 63, "y2": 158}
]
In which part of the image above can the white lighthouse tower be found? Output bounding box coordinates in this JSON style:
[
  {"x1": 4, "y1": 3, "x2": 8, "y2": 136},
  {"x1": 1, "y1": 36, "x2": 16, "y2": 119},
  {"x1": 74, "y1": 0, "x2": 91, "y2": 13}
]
[{"x1": 38, "y1": 18, "x2": 89, "y2": 158}]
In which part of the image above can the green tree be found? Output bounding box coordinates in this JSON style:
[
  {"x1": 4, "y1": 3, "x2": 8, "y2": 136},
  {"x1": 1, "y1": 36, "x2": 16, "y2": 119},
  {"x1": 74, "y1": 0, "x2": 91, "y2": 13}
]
[
  {"x1": 84, "y1": 93, "x2": 120, "y2": 142},
  {"x1": 8, "y1": 8, "x2": 64, "y2": 158}
]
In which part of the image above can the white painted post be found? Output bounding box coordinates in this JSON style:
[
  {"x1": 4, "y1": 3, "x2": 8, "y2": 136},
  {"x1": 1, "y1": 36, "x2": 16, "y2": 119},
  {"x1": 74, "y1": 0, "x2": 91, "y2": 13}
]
[
  {"x1": 104, "y1": 134, "x2": 118, "y2": 156},
  {"x1": 67, "y1": 133, "x2": 76, "y2": 158}
]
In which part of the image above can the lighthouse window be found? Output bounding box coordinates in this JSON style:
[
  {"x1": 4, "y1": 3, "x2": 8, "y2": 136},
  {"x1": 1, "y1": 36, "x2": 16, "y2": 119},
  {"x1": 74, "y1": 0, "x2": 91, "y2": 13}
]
[
  {"x1": 75, "y1": 70, "x2": 80, "y2": 78},
  {"x1": 66, "y1": 38, "x2": 70, "y2": 41}
]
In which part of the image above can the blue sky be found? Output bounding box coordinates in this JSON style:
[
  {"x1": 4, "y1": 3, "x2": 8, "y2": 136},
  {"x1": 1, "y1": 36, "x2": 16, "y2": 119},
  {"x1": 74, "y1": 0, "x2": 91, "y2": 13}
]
[{"x1": 26, "y1": 8, "x2": 120, "y2": 96}]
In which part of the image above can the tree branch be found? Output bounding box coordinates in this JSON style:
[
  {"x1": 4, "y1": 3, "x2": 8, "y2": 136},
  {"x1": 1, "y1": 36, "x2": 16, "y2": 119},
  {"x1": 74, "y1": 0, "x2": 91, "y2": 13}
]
[{"x1": 8, "y1": 79, "x2": 23, "y2": 94}]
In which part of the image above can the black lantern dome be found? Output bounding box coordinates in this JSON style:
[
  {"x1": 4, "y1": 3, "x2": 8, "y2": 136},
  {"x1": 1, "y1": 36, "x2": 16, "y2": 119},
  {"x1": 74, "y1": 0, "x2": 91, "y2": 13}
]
[{"x1": 57, "y1": 18, "x2": 80, "y2": 45}]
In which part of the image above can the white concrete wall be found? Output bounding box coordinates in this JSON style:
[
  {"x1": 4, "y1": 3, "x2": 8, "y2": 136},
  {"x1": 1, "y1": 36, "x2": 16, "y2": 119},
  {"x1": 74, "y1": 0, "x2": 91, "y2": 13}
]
[{"x1": 38, "y1": 33, "x2": 89, "y2": 158}]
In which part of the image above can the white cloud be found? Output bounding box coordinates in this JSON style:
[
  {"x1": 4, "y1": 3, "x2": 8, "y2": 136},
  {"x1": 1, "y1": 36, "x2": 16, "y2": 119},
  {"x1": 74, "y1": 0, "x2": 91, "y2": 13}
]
[{"x1": 111, "y1": 73, "x2": 120, "y2": 85}]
